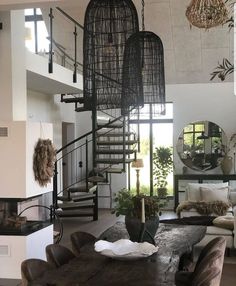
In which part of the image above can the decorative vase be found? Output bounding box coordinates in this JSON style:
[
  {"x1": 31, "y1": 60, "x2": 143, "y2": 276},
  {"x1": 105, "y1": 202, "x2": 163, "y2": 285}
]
[
  {"x1": 125, "y1": 216, "x2": 159, "y2": 244},
  {"x1": 221, "y1": 155, "x2": 233, "y2": 175}
]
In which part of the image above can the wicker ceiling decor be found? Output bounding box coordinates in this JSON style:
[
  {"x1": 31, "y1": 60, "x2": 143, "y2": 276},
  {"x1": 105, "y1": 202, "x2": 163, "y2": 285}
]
[
  {"x1": 83, "y1": 0, "x2": 140, "y2": 110},
  {"x1": 122, "y1": 31, "x2": 165, "y2": 115},
  {"x1": 121, "y1": 32, "x2": 144, "y2": 115},
  {"x1": 186, "y1": 0, "x2": 229, "y2": 29}
]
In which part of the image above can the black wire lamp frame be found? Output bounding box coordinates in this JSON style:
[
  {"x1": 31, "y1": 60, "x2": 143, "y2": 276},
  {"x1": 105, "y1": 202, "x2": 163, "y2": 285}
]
[
  {"x1": 122, "y1": 31, "x2": 166, "y2": 115},
  {"x1": 122, "y1": 0, "x2": 166, "y2": 115},
  {"x1": 83, "y1": 0, "x2": 141, "y2": 110}
]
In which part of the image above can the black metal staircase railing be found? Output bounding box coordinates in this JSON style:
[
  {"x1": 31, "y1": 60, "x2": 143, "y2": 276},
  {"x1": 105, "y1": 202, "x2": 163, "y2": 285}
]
[
  {"x1": 45, "y1": 7, "x2": 84, "y2": 77},
  {"x1": 42, "y1": 7, "x2": 141, "y2": 219},
  {"x1": 53, "y1": 107, "x2": 139, "y2": 219}
]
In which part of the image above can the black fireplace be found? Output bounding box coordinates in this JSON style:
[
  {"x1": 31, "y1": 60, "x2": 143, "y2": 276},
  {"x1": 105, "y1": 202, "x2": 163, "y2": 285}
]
[{"x1": 0, "y1": 197, "x2": 51, "y2": 235}]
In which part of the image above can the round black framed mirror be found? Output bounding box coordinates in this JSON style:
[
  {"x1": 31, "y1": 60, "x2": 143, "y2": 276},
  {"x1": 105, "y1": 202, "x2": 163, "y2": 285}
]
[{"x1": 176, "y1": 121, "x2": 227, "y2": 171}]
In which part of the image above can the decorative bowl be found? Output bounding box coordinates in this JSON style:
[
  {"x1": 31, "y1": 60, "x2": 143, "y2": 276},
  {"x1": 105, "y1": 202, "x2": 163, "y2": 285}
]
[{"x1": 94, "y1": 239, "x2": 158, "y2": 260}]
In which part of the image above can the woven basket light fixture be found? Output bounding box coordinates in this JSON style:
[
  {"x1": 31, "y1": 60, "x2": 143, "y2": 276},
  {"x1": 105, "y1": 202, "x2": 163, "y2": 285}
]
[
  {"x1": 122, "y1": 0, "x2": 166, "y2": 115},
  {"x1": 186, "y1": 0, "x2": 229, "y2": 29},
  {"x1": 122, "y1": 31, "x2": 165, "y2": 115},
  {"x1": 83, "y1": 0, "x2": 140, "y2": 110}
]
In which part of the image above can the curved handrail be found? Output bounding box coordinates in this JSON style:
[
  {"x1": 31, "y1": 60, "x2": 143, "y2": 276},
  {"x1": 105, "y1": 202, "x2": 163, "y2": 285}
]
[
  {"x1": 56, "y1": 114, "x2": 124, "y2": 154},
  {"x1": 56, "y1": 7, "x2": 84, "y2": 30}
]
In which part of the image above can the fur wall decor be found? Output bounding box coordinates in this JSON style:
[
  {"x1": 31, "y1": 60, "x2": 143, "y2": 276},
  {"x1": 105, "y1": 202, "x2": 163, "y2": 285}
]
[{"x1": 33, "y1": 138, "x2": 56, "y2": 187}]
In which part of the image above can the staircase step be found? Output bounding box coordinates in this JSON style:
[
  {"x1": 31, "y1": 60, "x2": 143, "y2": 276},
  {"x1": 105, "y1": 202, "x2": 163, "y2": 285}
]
[
  {"x1": 95, "y1": 167, "x2": 123, "y2": 174},
  {"x1": 61, "y1": 97, "x2": 84, "y2": 104},
  {"x1": 75, "y1": 107, "x2": 88, "y2": 112},
  {"x1": 106, "y1": 168, "x2": 124, "y2": 173},
  {"x1": 57, "y1": 195, "x2": 71, "y2": 202},
  {"x1": 88, "y1": 176, "x2": 106, "y2": 183},
  {"x1": 95, "y1": 158, "x2": 134, "y2": 164},
  {"x1": 97, "y1": 132, "x2": 134, "y2": 137},
  {"x1": 96, "y1": 149, "x2": 135, "y2": 155},
  {"x1": 71, "y1": 193, "x2": 96, "y2": 201},
  {"x1": 97, "y1": 123, "x2": 123, "y2": 129},
  {"x1": 58, "y1": 201, "x2": 94, "y2": 210},
  {"x1": 68, "y1": 183, "x2": 93, "y2": 193},
  {"x1": 56, "y1": 209, "x2": 95, "y2": 217},
  {"x1": 97, "y1": 140, "x2": 138, "y2": 146}
]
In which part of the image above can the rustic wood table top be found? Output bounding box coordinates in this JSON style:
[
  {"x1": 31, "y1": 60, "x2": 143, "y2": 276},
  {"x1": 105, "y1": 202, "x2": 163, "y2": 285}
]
[{"x1": 32, "y1": 223, "x2": 206, "y2": 286}]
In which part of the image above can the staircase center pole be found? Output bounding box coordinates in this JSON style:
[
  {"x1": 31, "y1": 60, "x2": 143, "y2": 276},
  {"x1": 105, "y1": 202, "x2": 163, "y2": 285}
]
[
  {"x1": 92, "y1": 75, "x2": 97, "y2": 170},
  {"x1": 48, "y1": 8, "x2": 54, "y2": 74},
  {"x1": 73, "y1": 25, "x2": 77, "y2": 83}
]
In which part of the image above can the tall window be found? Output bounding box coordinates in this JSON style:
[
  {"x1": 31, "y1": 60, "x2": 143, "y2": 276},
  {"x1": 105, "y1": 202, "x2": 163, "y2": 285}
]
[
  {"x1": 129, "y1": 103, "x2": 173, "y2": 196},
  {"x1": 25, "y1": 8, "x2": 49, "y2": 54}
]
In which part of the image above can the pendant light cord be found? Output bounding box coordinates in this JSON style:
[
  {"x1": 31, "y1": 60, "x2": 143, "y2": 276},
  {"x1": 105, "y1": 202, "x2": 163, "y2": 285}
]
[{"x1": 142, "y1": 0, "x2": 145, "y2": 31}]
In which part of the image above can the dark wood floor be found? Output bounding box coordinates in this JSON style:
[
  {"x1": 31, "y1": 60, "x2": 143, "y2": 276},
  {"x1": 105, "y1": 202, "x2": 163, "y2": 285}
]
[{"x1": 59, "y1": 209, "x2": 177, "y2": 249}]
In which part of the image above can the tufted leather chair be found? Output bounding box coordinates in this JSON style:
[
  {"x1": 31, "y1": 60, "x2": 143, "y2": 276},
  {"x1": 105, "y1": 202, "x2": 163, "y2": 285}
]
[
  {"x1": 70, "y1": 231, "x2": 96, "y2": 256},
  {"x1": 21, "y1": 258, "x2": 52, "y2": 286},
  {"x1": 45, "y1": 244, "x2": 75, "y2": 268},
  {"x1": 175, "y1": 237, "x2": 226, "y2": 286}
]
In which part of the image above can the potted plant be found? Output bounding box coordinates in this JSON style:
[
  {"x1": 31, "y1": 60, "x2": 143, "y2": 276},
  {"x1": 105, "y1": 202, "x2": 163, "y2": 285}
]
[
  {"x1": 112, "y1": 189, "x2": 165, "y2": 243},
  {"x1": 153, "y1": 146, "x2": 173, "y2": 198}
]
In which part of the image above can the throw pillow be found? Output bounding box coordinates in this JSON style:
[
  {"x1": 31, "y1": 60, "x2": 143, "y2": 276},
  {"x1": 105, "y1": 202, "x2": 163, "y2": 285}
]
[
  {"x1": 213, "y1": 216, "x2": 234, "y2": 230},
  {"x1": 200, "y1": 186, "x2": 229, "y2": 204},
  {"x1": 186, "y1": 182, "x2": 229, "y2": 202}
]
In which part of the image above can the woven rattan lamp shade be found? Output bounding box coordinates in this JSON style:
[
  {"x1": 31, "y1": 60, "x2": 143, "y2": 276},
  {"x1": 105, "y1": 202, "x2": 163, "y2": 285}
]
[
  {"x1": 122, "y1": 31, "x2": 165, "y2": 115},
  {"x1": 186, "y1": 0, "x2": 229, "y2": 29},
  {"x1": 83, "y1": 0, "x2": 140, "y2": 110}
]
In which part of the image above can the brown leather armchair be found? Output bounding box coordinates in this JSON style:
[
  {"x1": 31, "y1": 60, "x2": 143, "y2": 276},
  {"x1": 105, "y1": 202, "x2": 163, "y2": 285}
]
[
  {"x1": 175, "y1": 237, "x2": 226, "y2": 286},
  {"x1": 21, "y1": 258, "x2": 52, "y2": 286},
  {"x1": 70, "y1": 231, "x2": 96, "y2": 256},
  {"x1": 45, "y1": 244, "x2": 75, "y2": 268}
]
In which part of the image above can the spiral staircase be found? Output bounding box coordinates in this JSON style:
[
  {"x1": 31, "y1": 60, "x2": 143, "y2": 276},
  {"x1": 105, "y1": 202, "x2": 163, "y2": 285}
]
[{"x1": 54, "y1": 93, "x2": 139, "y2": 220}]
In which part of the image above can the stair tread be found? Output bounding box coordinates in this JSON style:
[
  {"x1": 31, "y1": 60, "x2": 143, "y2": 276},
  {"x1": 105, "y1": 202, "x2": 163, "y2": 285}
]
[
  {"x1": 61, "y1": 97, "x2": 84, "y2": 103},
  {"x1": 96, "y1": 158, "x2": 134, "y2": 164},
  {"x1": 103, "y1": 168, "x2": 124, "y2": 173},
  {"x1": 97, "y1": 132, "x2": 134, "y2": 137},
  {"x1": 57, "y1": 195, "x2": 71, "y2": 202},
  {"x1": 58, "y1": 201, "x2": 94, "y2": 209},
  {"x1": 97, "y1": 140, "x2": 137, "y2": 145},
  {"x1": 75, "y1": 107, "x2": 88, "y2": 112},
  {"x1": 96, "y1": 149, "x2": 135, "y2": 154},
  {"x1": 56, "y1": 209, "x2": 95, "y2": 217},
  {"x1": 72, "y1": 193, "x2": 96, "y2": 199},
  {"x1": 88, "y1": 176, "x2": 106, "y2": 183},
  {"x1": 69, "y1": 183, "x2": 93, "y2": 193},
  {"x1": 94, "y1": 167, "x2": 124, "y2": 174},
  {"x1": 97, "y1": 124, "x2": 123, "y2": 129}
]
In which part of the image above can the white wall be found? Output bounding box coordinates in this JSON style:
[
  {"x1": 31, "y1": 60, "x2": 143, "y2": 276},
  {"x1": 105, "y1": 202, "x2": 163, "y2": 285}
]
[
  {"x1": 166, "y1": 82, "x2": 236, "y2": 174},
  {"x1": 0, "y1": 10, "x2": 27, "y2": 121},
  {"x1": 0, "y1": 121, "x2": 53, "y2": 198}
]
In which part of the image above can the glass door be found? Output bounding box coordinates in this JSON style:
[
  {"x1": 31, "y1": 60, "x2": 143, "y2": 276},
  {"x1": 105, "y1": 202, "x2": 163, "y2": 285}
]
[{"x1": 129, "y1": 103, "x2": 173, "y2": 196}]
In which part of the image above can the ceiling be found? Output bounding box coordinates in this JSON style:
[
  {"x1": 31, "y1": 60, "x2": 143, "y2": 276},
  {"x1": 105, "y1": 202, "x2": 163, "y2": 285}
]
[
  {"x1": 59, "y1": 0, "x2": 234, "y2": 85},
  {"x1": 1, "y1": 0, "x2": 233, "y2": 85}
]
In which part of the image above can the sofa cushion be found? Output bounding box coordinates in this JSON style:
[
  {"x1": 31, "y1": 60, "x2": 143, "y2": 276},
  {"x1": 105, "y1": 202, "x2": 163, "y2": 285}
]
[
  {"x1": 206, "y1": 226, "x2": 233, "y2": 236},
  {"x1": 186, "y1": 183, "x2": 229, "y2": 202},
  {"x1": 229, "y1": 191, "x2": 236, "y2": 205},
  {"x1": 200, "y1": 186, "x2": 229, "y2": 204},
  {"x1": 213, "y1": 216, "x2": 234, "y2": 230}
]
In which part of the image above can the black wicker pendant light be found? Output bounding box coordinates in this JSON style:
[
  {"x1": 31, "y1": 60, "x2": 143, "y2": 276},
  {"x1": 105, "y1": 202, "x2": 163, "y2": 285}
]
[
  {"x1": 122, "y1": 0, "x2": 166, "y2": 115},
  {"x1": 83, "y1": 0, "x2": 140, "y2": 110}
]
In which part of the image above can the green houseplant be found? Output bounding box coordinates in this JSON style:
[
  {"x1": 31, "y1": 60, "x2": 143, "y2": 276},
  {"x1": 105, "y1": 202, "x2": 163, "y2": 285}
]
[
  {"x1": 112, "y1": 189, "x2": 165, "y2": 243},
  {"x1": 153, "y1": 146, "x2": 173, "y2": 198}
]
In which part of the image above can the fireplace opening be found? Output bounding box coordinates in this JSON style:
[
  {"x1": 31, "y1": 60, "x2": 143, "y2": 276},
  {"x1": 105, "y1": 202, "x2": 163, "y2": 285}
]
[{"x1": 0, "y1": 199, "x2": 51, "y2": 235}]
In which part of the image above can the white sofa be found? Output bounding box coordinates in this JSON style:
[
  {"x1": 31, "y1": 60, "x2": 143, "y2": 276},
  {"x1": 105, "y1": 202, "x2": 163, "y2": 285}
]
[{"x1": 178, "y1": 182, "x2": 236, "y2": 249}]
